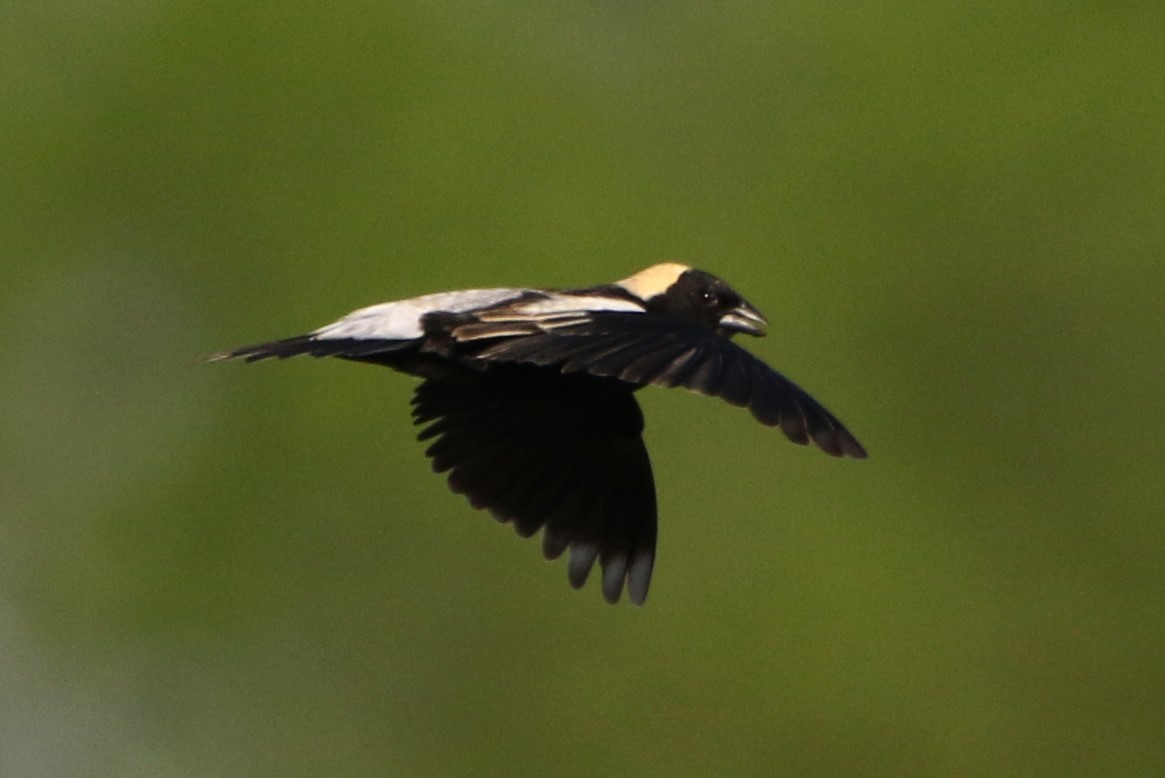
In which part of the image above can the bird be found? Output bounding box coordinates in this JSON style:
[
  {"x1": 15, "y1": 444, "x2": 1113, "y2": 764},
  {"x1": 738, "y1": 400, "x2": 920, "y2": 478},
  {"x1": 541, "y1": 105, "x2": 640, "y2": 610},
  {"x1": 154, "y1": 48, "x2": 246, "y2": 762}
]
[{"x1": 209, "y1": 263, "x2": 866, "y2": 605}]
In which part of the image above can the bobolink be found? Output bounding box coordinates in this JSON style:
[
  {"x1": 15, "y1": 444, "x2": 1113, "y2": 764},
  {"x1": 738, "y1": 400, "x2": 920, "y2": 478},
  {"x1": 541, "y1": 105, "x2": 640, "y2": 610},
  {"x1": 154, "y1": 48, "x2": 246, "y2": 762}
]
[{"x1": 211, "y1": 264, "x2": 866, "y2": 605}]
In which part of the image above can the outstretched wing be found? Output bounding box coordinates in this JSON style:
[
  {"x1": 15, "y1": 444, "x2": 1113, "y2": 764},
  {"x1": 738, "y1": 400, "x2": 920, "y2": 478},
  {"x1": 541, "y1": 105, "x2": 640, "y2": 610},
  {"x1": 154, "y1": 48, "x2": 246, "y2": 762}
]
[
  {"x1": 411, "y1": 364, "x2": 658, "y2": 605},
  {"x1": 450, "y1": 313, "x2": 867, "y2": 459}
]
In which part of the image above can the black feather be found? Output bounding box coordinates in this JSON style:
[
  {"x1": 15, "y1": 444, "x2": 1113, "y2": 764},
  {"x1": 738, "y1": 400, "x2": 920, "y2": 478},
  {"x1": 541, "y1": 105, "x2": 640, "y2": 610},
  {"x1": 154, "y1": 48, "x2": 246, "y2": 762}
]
[
  {"x1": 473, "y1": 314, "x2": 867, "y2": 459},
  {"x1": 411, "y1": 364, "x2": 659, "y2": 602},
  {"x1": 209, "y1": 335, "x2": 415, "y2": 364}
]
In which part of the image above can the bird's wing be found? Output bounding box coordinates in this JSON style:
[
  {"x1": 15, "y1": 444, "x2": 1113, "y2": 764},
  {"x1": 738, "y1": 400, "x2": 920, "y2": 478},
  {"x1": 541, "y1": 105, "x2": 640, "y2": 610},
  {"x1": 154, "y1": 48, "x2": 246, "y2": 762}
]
[
  {"x1": 450, "y1": 313, "x2": 867, "y2": 459},
  {"x1": 411, "y1": 364, "x2": 657, "y2": 605},
  {"x1": 420, "y1": 291, "x2": 646, "y2": 342}
]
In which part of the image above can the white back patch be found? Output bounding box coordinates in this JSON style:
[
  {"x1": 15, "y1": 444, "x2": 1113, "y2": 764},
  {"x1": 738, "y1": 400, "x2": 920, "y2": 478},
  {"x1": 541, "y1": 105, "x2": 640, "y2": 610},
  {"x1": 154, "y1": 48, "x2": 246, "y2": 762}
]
[{"x1": 312, "y1": 288, "x2": 528, "y2": 341}]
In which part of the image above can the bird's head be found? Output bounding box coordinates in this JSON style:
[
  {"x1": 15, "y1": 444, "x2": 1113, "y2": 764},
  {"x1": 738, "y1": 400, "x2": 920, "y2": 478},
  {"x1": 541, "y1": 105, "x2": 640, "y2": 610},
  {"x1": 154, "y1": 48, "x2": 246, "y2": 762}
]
[{"x1": 618, "y1": 263, "x2": 768, "y2": 337}]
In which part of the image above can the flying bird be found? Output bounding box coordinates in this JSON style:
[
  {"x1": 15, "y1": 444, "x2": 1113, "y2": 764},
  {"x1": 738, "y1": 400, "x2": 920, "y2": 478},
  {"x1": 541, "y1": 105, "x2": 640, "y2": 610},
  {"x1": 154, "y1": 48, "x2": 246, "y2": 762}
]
[{"x1": 210, "y1": 263, "x2": 866, "y2": 605}]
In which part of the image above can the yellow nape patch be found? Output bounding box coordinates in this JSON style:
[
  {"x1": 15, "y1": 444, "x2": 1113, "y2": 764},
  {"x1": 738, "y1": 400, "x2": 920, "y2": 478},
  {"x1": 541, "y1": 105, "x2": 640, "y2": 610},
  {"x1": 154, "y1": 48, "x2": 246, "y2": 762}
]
[{"x1": 617, "y1": 262, "x2": 690, "y2": 299}]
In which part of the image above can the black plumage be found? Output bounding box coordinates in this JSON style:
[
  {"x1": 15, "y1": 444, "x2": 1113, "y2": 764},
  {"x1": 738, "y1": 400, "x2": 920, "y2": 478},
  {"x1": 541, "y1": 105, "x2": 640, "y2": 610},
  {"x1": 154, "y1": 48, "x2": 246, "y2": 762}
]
[
  {"x1": 210, "y1": 263, "x2": 866, "y2": 604},
  {"x1": 411, "y1": 366, "x2": 656, "y2": 604}
]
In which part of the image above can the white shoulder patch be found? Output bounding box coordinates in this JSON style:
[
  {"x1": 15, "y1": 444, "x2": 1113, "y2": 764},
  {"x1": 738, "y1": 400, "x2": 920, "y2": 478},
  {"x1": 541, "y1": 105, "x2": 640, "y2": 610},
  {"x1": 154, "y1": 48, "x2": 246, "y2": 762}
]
[
  {"x1": 617, "y1": 263, "x2": 690, "y2": 300},
  {"x1": 312, "y1": 288, "x2": 528, "y2": 341},
  {"x1": 512, "y1": 293, "x2": 645, "y2": 316}
]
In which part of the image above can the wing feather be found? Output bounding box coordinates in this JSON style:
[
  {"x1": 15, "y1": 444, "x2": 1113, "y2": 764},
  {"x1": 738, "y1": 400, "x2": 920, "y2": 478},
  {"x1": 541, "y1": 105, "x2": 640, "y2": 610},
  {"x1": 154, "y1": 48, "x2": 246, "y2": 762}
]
[
  {"x1": 472, "y1": 314, "x2": 867, "y2": 459},
  {"x1": 411, "y1": 364, "x2": 659, "y2": 604}
]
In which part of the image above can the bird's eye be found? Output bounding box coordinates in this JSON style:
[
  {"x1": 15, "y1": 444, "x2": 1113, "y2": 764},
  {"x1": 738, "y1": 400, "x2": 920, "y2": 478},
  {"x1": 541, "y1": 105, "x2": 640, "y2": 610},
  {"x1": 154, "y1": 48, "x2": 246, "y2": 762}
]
[{"x1": 700, "y1": 290, "x2": 720, "y2": 308}]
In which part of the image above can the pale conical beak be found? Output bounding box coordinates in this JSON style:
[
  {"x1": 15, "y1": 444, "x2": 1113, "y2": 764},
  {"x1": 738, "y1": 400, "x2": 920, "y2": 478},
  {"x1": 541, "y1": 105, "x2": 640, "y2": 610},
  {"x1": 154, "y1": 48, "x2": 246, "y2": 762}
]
[{"x1": 718, "y1": 301, "x2": 768, "y2": 336}]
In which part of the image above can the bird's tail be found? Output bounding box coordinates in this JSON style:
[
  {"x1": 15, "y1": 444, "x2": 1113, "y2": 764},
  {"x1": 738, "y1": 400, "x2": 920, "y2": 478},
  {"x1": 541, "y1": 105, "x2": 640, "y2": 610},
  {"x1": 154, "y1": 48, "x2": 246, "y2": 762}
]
[{"x1": 205, "y1": 334, "x2": 414, "y2": 363}]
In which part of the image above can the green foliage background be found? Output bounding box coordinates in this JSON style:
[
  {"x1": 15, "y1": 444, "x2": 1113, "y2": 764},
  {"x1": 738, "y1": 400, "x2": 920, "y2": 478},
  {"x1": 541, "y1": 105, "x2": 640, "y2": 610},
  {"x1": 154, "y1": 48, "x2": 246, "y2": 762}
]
[{"x1": 3, "y1": 3, "x2": 1163, "y2": 776}]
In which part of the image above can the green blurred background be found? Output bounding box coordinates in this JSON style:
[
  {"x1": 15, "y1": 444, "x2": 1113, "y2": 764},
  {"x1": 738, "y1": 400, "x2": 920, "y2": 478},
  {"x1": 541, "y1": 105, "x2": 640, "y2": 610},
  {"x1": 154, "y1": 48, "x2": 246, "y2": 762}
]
[{"x1": 3, "y1": 3, "x2": 1163, "y2": 776}]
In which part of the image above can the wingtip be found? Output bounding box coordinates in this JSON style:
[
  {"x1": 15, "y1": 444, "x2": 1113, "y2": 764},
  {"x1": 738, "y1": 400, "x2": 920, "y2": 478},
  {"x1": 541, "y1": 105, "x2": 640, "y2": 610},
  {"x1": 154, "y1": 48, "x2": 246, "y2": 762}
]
[
  {"x1": 626, "y1": 552, "x2": 653, "y2": 606},
  {"x1": 601, "y1": 557, "x2": 628, "y2": 604},
  {"x1": 841, "y1": 434, "x2": 868, "y2": 459},
  {"x1": 567, "y1": 543, "x2": 599, "y2": 590},
  {"x1": 812, "y1": 429, "x2": 868, "y2": 459}
]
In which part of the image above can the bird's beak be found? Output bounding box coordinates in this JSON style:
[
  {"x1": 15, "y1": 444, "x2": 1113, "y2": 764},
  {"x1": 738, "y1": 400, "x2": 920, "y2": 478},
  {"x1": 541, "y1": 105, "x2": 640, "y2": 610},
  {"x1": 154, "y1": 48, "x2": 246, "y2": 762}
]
[{"x1": 718, "y1": 300, "x2": 768, "y2": 337}]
